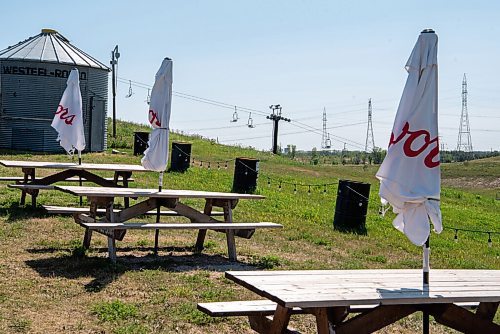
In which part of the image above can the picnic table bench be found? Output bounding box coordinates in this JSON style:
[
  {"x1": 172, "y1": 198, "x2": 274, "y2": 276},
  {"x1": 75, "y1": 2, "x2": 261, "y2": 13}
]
[
  {"x1": 198, "y1": 269, "x2": 500, "y2": 333},
  {"x1": 0, "y1": 160, "x2": 145, "y2": 207},
  {"x1": 56, "y1": 185, "x2": 282, "y2": 262}
]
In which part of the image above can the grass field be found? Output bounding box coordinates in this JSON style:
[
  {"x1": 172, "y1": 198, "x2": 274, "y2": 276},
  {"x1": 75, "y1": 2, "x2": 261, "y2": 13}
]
[{"x1": 0, "y1": 120, "x2": 498, "y2": 333}]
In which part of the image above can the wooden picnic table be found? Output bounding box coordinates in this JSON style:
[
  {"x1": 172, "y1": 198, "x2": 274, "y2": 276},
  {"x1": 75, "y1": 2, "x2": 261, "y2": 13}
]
[
  {"x1": 0, "y1": 159, "x2": 147, "y2": 207},
  {"x1": 223, "y1": 269, "x2": 500, "y2": 333},
  {"x1": 56, "y1": 185, "x2": 282, "y2": 262}
]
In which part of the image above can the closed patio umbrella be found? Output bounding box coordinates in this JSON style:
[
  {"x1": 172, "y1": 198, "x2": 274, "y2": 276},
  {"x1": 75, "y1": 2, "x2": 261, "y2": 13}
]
[
  {"x1": 51, "y1": 68, "x2": 86, "y2": 162},
  {"x1": 376, "y1": 29, "x2": 441, "y2": 333},
  {"x1": 141, "y1": 58, "x2": 173, "y2": 253}
]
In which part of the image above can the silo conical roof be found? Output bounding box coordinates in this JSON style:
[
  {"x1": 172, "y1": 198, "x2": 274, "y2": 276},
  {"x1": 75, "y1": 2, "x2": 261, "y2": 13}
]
[{"x1": 0, "y1": 29, "x2": 109, "y2": 71}]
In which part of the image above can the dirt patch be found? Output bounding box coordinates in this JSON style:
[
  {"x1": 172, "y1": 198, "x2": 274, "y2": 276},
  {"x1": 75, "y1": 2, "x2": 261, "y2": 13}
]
[{"x1": 442, "y1": 177, "x2": 500, "y2": 189}]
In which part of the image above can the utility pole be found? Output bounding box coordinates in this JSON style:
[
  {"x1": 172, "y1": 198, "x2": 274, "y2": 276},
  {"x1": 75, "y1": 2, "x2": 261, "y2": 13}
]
[
  {"x1": 110, "y1": 45, "x2": 120, "y2": 138},
  {"x1": 267, "y1": 104, "x2": 290, "y2": 154},
  {"x1": 456, "y1": 73, "x2": 473, "y2": 155},
  {"x1": 365, "y1": 98, "x2": 375, "y2": 152}
]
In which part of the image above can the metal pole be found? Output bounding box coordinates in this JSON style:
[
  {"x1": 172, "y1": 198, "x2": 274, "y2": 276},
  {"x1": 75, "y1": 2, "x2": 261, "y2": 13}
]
[
  {"x1": 78, "y1": 151, "x2": 83, "y2": 206},
  {"x1": 423, "y1": 236, "x2": 430, "y2": 334},
  {"x1": 110, "y1": 45, "x2": 119, "y2": 138},
  {"x1": 154, "y1": 172, "x2": 164, "y2": 255},
  {"x1": 273, "y1": 118, "x2": 279, "y2": 154}
]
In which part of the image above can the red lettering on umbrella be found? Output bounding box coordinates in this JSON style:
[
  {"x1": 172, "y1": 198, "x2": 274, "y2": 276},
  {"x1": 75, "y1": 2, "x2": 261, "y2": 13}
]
[
  {"x1": 149, "y1": 110, "x2": 161, "y2": 127},
  {"x1": 389, "y1": 122, "x2": 440, "y2": 168},
  {"x1": 55, "y1": 104, "x2": 75, "y2": 125}
]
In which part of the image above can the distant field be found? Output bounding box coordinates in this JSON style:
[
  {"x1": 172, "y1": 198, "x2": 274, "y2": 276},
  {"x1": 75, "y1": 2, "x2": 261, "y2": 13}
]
[{"x1": 0, "y1": 121, "x2": 498, "y2": 333}]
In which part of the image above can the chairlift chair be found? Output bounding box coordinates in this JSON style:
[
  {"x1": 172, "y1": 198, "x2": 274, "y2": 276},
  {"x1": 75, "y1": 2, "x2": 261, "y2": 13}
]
[
  {"x1": 325, "y1": 136, "x2": 331, "y2": 149},
  {"x1": 231, "y1": 106, "x2": 239, "y2": 122},
  {"x1": 247, "y1": 113, "x2": 255, "y2": 128}
]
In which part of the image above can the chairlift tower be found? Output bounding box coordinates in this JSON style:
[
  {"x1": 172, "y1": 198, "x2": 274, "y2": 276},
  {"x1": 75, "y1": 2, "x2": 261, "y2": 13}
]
[
  {"x1": 364, "y1": 98, "x2": 375, "y2": 153},
  {"x1": 456, "y1": 74, "x2": 473, "y2": 153},
  {"x1": 321, "y1": 107, "x2": 331, "y2": 149},
  {"x1": 267, "y1": 104, "x2": 290, "y2": 154}
]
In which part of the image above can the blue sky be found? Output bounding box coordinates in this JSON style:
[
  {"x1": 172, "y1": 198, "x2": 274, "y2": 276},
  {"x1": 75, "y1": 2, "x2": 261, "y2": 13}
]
[{"x1": 1, "y1": 1, "x2": 499, "y2": 151}]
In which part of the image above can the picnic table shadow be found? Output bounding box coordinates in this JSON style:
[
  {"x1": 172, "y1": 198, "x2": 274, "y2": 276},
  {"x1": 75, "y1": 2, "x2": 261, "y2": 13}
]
[
  {"x1": 0, "y1": 202, "x2": 49, "y2": 223},
  {"x1": 25, "y1": 246, "x2": 256, "y2": 292}
]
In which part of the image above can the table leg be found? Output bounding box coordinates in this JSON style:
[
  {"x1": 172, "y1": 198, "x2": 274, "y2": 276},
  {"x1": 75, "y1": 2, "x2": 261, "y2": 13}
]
[
  {"x1": 427, "y1": 303, "x2": 500, "y2": 333},
  {"x1": 20, "y1": 168, "x2": 35, "y2": 206},
  {"x1": 313, "y1": 308, "x2": 330, "y2": 334},
  {"x1": 114, "y1": 171, "x2": 132, "y2": 208},
  {"x1": 83, "y1": 199, "x2": 98, "y2": 249},
  {"x1": 194, "y1": 200, "x2": 213, "y2": 253},
  {"x1": 477, "y1": 302, "x2": 499, "y2": 322},
  {"x1": 107, "y1": 234, "x2": 117, "y2": 263},
  {"x1": 269, "y1": 305, "x2": 293, "y2": 334},
  {"x1": 224, "y1": 202, "x2": 237, "y2": 261}
]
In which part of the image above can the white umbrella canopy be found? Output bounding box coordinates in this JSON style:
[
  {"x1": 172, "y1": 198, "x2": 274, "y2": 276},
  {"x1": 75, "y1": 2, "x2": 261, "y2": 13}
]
[
  {"x1": 51, "y1": 68, "x2": 86, "y2": 156},
  {"x1": 141, "y1": 58, "x2": 173, "y2": 173},
  {"x1": 376, "y1": 30, "x2": 442, "y2": 247}
]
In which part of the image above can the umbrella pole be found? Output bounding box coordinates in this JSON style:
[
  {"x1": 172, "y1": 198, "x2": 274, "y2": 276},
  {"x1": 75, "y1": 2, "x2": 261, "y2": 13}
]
[
  {"x1": 154, "y1": 172, "x2": 164, "y2": 256},
  {"x1": 78, "y1": 150, "x2": 83, "y2": 206},
  {"x1": 423, "y1": 236, "x2": 430, "y2": 334}
]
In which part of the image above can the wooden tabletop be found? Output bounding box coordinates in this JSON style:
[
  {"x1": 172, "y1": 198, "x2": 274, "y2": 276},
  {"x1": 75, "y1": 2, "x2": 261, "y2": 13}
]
[
  {"x1": 226, "y1": 269, "x2": 500, "y2": 308},
  {"x1": 0, "y1": 160, "x2": 147, "y2": 172},
  {"x1": 56, "y1": 185, "x2": 266, "y2": 200}
]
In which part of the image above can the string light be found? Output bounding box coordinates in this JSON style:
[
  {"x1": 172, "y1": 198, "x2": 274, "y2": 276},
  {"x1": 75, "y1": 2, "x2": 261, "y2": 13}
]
[{"x1": 445, "y1": 227, "x2": 498, "y2": 247}]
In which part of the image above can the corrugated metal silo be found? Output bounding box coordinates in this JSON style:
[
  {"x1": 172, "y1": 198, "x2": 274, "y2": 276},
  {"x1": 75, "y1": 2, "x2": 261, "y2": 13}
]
[{"x1": 0, "y1": 29, "x2": 110, "y2": 152}]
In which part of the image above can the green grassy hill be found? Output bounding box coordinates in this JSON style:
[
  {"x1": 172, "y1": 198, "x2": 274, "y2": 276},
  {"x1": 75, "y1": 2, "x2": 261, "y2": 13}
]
[{"x1": 0, "y1": 119, "x2": 498, "y2": 333}]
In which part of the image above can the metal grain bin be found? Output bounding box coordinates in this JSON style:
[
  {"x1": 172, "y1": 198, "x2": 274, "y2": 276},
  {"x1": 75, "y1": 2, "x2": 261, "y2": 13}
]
[{"x1": 0, "y1": 29, "x2": 110, "y2": 152}]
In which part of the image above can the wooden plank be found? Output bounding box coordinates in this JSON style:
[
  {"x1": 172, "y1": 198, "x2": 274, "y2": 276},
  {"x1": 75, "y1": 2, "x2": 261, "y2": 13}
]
[
  {"x1": 42, "y1": 205, "x2": 223, "y2": 216},
  {"x1": 0, "y1": 160, "x2": 147, "y2": 172},
  {"x1": 56, "y1": 185, "x2": 265, "y2": 200},
  {"x1": 196, "y1": 300, "x2": 478, "y2": 318},
  {"x1": 8, "y1": 184, "x2": 54, "y2": 190},
  {"x1": 226, "y1": 269, "x2": 500, "y2": 277},
  {"x1": 80, "y1": 222, "x2": 282, "y2": 230},
  {"x1": 0, "y1": 160, "x2": 76, "y2": 168},
  {"x1": 0, "y1": 176, "x2": 133, "y2": 182},
  {"x1": 225, "y1": 270, "x2": 500, "y2": 309},
  {"x1": 197, "y1": 300, "x2": 304, "y2": 317}
]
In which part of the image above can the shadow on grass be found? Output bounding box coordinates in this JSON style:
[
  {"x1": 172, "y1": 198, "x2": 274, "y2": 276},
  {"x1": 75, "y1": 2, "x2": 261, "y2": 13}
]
[
  {"x1": 25, "y1": 246, "x2": 255, "y2": 292},
  {"x1": 0, "y1": 202, "x2": 48, "y2": 223}
]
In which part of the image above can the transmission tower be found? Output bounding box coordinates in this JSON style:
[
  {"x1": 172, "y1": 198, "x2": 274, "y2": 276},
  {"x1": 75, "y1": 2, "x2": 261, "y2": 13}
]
[
  {"x1": 321, "y1": 107, "x2": 331, "y2": 149},
  {"x1": 364, "y1": 98, "x2": 375, "y2": 152},
  {"x1": 456, "y1": 74, "x2": 473, "y2": 153}
]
